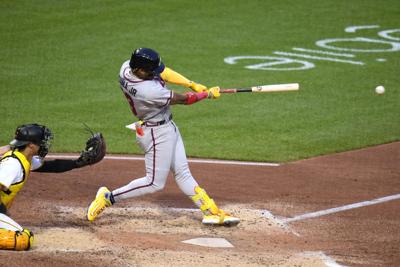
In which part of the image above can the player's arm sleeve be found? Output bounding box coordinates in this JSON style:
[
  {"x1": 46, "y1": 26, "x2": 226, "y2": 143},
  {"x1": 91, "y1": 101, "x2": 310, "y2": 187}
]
[
  {"x1": 160, "y1": 67, "x2": 207, "y2": 93},
  {"x1": 170, "y1": 91, "x2": 209, "y2": 105},
  {"x1": 33, "y1": 159, "x2": 79, "y2": 173},
  {"x1": 160, "y1": 67, "x2": 191, "y2": 87},
  {"x1": 32, "y1": 155, "x2": 79, "y2": 173}
]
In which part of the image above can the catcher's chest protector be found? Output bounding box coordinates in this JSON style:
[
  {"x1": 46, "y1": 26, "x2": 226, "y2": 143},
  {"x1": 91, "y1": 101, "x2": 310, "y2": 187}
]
[{"x1": 0, "y1": 150, "x2": 31, "y2": 209}]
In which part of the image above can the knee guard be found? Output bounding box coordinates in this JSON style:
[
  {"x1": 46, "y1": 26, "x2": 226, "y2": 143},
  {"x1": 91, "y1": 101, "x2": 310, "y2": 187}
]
[
  {"x1": 190, "y1": 186, "x2": 220, "y2": 215},
  {"x1": 0, "y1": 228, "x2": 34, "y2": 250}
]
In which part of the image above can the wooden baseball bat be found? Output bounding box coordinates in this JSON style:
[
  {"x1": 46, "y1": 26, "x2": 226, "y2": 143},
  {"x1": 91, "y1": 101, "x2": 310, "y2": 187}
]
[{"x1": 220, "y1": 83, "x2": 299, "y2": 93}]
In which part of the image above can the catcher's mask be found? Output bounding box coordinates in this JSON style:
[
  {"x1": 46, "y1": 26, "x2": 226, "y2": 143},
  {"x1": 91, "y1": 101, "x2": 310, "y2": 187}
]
[
  {"x1": 129, "y1": 47, "x2": 165, "y2": 75},
  {"x1": 10, "y1": 123, "x2": 53, "y2": 158}
]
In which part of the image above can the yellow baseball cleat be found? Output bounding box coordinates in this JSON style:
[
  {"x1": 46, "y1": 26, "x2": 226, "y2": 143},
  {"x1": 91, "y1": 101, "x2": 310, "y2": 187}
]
[
  {"x1": 202, "y1": 209, "x2": 240, "y2": 226},
  {"x1": 87, "y1": 187, "x2": 112, "y2": 221},
  {"x1": 191, "y1": 186, "x2": 240, "y2": 226}
]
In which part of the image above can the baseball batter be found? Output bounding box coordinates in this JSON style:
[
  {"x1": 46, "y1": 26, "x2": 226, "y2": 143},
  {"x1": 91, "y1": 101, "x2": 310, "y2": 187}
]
[
  {"x1": 0, "y1": 123, "x2": 106, "y2": 250},
  {"x1": 87, "y1": 47, "x2": 239, "y2": 226}
]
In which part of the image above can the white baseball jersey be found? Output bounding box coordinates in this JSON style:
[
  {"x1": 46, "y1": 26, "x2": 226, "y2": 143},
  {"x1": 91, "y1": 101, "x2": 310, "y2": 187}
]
[
  {"x1": 112, "y1": 61, "x2": 200, "y2": 204},
  {"x1": 0, "y1": 157, "x2": 23, "y2": 188},
  {"x1": 119, "y1": 60, "x2": 173, "y2": 122},
  {"x1": 0, "y1": 156, "x2": 25, "y2": 230},
  {"x1": 0, "y1": 153, "x2": 42, "y2": 231},
  {"x1": 0, "y1": 156, "x2": 42, "y2": 188}
]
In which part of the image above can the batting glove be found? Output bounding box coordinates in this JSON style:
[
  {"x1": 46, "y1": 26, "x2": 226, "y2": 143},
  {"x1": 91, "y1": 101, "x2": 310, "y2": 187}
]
[{"x1": 207, "y1": 86, "x2": 221, "y2": 99}]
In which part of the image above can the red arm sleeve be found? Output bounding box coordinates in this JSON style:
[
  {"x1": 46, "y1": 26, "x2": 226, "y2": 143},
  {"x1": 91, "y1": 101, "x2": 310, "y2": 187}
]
[{"x1": 185, "y1": 92, "x2": 208, "y2": 105}]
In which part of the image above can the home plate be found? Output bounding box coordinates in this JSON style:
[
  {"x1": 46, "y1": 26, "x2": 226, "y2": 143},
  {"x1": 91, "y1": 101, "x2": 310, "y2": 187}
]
[{"x1": 181, "y1": 237, "x2": 234, "y2": 248}]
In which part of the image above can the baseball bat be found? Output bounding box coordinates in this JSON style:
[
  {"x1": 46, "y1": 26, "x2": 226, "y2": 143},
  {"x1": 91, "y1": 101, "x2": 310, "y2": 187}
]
[{"x1": 220, "y1": 83, "x2": 299, "y2": 93}]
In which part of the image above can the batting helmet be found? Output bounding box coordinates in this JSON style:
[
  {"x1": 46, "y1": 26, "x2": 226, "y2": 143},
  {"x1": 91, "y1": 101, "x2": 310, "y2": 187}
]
[
  {"x1": 129, "y1": 48, "x2": 165, "y2": 75},
  {"x1": 10, "y1": 123, "x2": 53, "y2": 157}
]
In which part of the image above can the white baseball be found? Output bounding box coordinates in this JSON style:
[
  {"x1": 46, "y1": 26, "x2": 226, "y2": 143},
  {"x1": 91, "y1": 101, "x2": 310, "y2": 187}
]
[{"x1": 375, "y1": 85, "x2": 385, "y2": 94}]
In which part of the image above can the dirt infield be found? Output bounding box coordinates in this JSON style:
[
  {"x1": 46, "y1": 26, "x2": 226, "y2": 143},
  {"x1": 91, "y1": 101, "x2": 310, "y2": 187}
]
[{"x1": 1, "y1": 142, "x2": 399, "y2": 266}]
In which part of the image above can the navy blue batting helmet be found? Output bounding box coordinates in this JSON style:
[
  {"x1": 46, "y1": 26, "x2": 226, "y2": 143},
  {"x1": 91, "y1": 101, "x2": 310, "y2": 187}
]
[{"x1": 129, "y1": 48, "x2": 165, "y2": 75}]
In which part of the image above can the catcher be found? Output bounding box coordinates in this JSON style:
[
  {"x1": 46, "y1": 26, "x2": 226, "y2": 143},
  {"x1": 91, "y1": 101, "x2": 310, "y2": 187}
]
[{"x1": 0, "y1": 123, "x2": 106, "y2": 251}]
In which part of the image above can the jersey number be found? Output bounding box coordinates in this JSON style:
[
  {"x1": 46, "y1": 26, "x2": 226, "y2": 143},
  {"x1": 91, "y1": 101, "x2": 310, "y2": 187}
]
[{"x1": 129, "y1": 88, "x2": 137, "y2": 96}]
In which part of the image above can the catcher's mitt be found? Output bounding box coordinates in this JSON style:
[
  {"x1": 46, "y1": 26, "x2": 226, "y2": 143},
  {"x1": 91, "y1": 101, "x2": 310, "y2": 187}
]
[{"x1": 76, "y1": 133, "x2": 106, "y2": 168}]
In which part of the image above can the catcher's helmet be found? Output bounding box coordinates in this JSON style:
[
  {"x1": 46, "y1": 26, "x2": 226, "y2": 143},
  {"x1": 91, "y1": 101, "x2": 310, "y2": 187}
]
[
  {"x1": 10, "y1": 123, "x2": 53, "y2": 157},
  {"x1": 129, "y1": 48, "x2": 165, "y2": 75}
]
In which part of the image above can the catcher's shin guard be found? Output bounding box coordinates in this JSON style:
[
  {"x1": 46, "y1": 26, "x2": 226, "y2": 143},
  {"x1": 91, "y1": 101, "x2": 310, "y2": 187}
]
[
  {"x1": 0, "y1": 228, "x2": 34, "y2": 250},
  {"x1": 190, "y1": 186, "x2": 240, "y2": 226},
  {"x1": 87, "y1": 187, "x2": 113, "y2": 221}
]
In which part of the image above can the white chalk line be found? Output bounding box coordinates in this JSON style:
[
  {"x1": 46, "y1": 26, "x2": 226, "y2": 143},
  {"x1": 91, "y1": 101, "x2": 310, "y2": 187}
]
[
  {"x1": 292, "y1": 47, "x2": 355, "y2": 57},
  {"x1": 283, "y1": 193, "x2": 400, "y2": 223},
  {"x1": 301, "y1": 251, "x2": 348, "y2": 267},
  {"x1": 274, "y1": 51, "x2": 364, "y2": 65},
  {"x1": 46, "y1": 154, "x2": 280, "y2": 167},
  {"x1": 345, "y1": 25, "x2": 380, "y2": 33},
  {"x1": 260, "y1": 209, "x2": 301, "y2": 237}
]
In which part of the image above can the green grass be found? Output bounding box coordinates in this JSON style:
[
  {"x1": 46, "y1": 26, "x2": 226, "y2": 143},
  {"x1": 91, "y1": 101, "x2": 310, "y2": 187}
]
[{"x1": 1, "y1": 0, "x2": 399, "y2": 162}]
